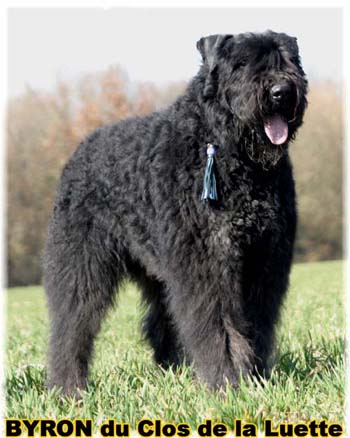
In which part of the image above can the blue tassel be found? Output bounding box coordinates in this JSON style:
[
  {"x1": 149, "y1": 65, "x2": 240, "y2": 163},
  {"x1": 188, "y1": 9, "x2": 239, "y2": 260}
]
[{"x1": 201, "y1": 143, "x2": 218, "y2": 201}]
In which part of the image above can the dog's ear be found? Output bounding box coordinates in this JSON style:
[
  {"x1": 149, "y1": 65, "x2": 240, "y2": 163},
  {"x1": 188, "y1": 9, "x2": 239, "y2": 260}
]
[
  {"x1": 197, "y1": 34, "x2": 233, "y2": 99},
  {"x1": 278, "y1": 33, "x2": 300, "y2": 57},
  {"x1": 197, "y1": 34, "x2": 233, "y2": 68}
]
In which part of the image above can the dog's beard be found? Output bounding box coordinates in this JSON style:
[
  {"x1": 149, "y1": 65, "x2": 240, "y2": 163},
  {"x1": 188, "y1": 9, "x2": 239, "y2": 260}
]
[
  {"x1": 242, "y1": 90, "x2": 299, "y2": 170},
  {"x1": 243, "y1": 128, "x2": 288, "y2": 170}
]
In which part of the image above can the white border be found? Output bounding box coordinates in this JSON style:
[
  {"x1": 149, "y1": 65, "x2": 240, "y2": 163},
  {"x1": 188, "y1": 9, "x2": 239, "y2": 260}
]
[
  {"x1": 1, "y1": 2, "x2": 349, "y2": 437},
  {"x1": 343, "y1": 4, "x2": 349, "y2": 438},
  {"x1": 0, "y1": 4, "x2": 7, "y2": 438}
]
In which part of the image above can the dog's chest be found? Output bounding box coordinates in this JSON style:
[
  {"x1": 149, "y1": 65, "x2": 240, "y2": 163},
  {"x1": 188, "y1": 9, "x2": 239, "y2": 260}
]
[{"x1": 210, "y1": 181, "x2": 282, "y2": 249}]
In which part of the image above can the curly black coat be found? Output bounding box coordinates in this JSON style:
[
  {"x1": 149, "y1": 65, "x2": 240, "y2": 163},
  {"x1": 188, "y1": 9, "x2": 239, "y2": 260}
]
[{"x1": 44, "y1": 30, "x2": 308, "y2": 394}]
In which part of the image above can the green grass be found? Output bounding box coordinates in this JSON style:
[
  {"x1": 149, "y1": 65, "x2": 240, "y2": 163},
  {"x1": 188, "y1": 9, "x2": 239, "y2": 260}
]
[{"x1": 5, "y1": 261, "x2": 345, "y2": 429}]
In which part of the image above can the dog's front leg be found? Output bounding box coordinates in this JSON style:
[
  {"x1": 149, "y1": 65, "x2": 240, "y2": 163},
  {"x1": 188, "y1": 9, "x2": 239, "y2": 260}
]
[{"x1": 166, "y1": 277, "x2": 255, "y2": 390}]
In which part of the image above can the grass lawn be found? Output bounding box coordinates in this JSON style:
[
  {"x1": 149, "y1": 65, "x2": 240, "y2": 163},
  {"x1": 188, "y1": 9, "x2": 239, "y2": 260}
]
[{"x1": 5, "y1": 260, "x2": 345, "y2": 430}]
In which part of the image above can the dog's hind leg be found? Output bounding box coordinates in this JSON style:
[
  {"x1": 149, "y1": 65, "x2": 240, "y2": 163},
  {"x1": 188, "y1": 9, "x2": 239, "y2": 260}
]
[
  {"x1": 44, "y1": 222, "x2": 123, "y2": 396},
  {"x1": 140, "y1": 276, "x2": 184, "y2": 369}
]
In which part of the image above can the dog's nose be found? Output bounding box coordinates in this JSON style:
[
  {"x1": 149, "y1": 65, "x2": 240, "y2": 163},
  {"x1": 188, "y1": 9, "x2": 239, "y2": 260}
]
[{"x1": 270, "y1": 84, "x2": 291, "y2": 102}]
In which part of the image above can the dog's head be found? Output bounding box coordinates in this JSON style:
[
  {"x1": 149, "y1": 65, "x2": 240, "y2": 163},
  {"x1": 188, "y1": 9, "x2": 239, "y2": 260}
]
[{"x1": 197, "y1": 31, "x2": 308, "y2": 168}]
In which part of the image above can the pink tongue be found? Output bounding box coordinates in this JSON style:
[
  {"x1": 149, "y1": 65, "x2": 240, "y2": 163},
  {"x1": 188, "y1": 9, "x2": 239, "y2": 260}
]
[{"x1": 264, "y1": 115, "x2": 288, "y2": 145}]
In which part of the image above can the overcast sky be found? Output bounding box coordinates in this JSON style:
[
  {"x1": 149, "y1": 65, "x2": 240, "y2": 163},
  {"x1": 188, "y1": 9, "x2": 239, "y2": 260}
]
[{"x1": 8, "y1": 7, "x2": 343, "y2": 97}]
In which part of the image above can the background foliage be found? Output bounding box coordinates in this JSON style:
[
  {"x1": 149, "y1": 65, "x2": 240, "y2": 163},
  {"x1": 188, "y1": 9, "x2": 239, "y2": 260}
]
[{"x1": 7, "y1": 68, "x2": 343, "y2": 286}]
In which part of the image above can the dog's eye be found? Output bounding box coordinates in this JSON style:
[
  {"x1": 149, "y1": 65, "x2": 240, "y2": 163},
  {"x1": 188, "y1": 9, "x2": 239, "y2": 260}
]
[{"x1": 234, "y1": 60, "x2": 248, "y2": 70}]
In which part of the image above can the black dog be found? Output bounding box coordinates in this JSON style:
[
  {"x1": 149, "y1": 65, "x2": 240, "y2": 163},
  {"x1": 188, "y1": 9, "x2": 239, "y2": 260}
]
[{"x1": 44, "y1": 31, "x2": 307, "y2": 395}]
